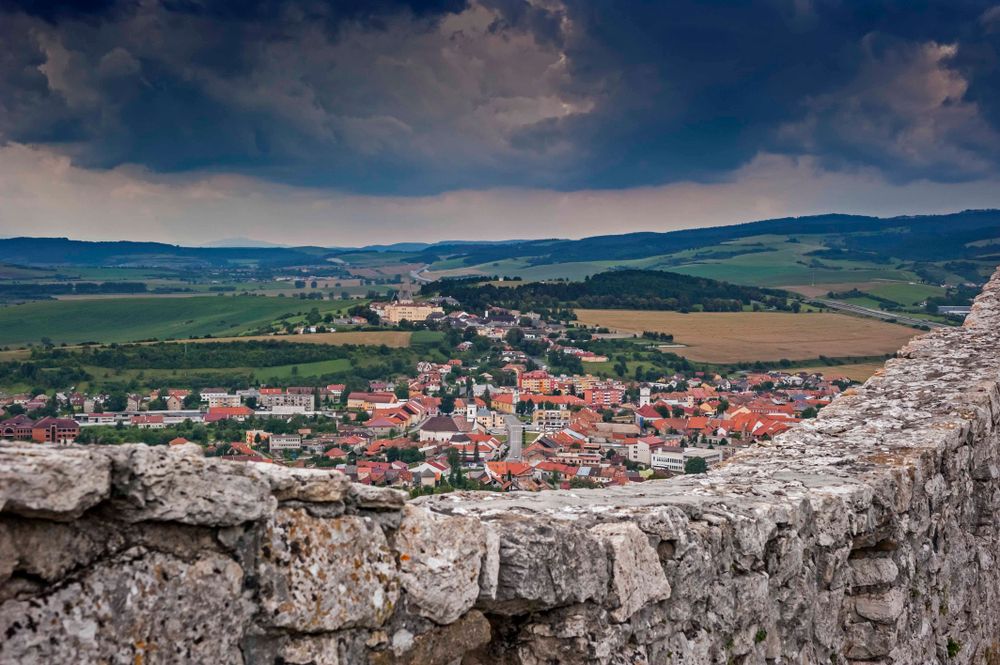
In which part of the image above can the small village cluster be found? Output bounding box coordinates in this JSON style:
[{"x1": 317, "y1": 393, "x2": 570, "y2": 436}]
[
  {"x1": 0, "y1": 295, "x2": 855, "y2": 492},
  {"x1": 0, "y1": 353, "x2": 847, "y2": 492}
]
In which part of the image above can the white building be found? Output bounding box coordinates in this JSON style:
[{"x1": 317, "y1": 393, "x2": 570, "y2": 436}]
[
  {"x1": 260, "y1": 392, "x2": 315, "y2": 411},
  {"x1": 207, "y1": 394, "x2": 241, "y2": 408},
  {"x1": 650, "y1": 446, "x2": 722, "y2": 474},
  {"x1": 532, "y1": 408, "x2": 571, "y2": 431},
  {"x1": 269, "y1": 434, "x2": 302, "y2": 452}
]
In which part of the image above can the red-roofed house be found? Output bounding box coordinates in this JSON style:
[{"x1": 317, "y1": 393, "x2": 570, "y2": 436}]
[
  {"x1": 131, "y1": 414, "x2": 165, "y2": 429},
  {"x1": 31, "y1": 417, "x2": 80, "y2": 443},
  {"x1": 205, "y1": 406, "x2": 253, "y2": 423}
]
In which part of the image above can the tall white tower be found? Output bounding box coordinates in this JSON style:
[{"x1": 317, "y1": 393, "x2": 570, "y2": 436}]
[
  {"x1": 639, "y1": 386, "x2": 651, "y2": 407},
  {"x1": 466, "y1": 399, "x2": 477, "y2": 423}
]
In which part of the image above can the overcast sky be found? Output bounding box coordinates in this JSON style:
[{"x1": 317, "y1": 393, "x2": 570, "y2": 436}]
[{"x1": 3, "y1": 0, "x2": 1000, "y2": 245}]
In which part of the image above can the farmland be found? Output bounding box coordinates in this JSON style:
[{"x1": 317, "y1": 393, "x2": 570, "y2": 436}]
[
  {"x1": 174, "y1": 330, "x2": 413, "y2": 348},
  {"x1": 575, "y1": 309, "x2": 920, "y2": 362},
  {"x1": 794, "y1": 362, "x2": 885, "y2": 382},
  {"x1": 0, "y1": 296, "x2": 359, "y2": 346}
]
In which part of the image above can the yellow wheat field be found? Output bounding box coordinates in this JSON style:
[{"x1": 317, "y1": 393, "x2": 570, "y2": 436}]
[{"x1": 576, "y1": 309, "x2": 920, "y2": 363}]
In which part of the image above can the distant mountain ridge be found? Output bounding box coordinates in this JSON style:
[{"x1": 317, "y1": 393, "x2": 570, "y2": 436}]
[
  {"x1": 3, "y1": 209, "x2": 999, "y2": 268},
  {"x1": 417, "y1": 209, "x2": 1000, "y2": 267}
]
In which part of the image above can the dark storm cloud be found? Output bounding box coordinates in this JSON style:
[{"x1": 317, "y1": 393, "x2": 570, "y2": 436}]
[
  {"x1": 534, "y1": 0, "x2": 1000, "y2": 188},
  {"x1": 2, "y1": 0, "x2": 1000, "y2": 194}
]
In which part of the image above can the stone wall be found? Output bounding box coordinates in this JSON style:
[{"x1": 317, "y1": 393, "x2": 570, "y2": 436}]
[{"x1": 2, "y1": 268, "x2": 1000, "y2": 664}]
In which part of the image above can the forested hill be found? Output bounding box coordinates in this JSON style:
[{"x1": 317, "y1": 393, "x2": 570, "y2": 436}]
[
  {"x1": 424, "y1": 270, "x2": 794, "y2": 313},
  {"x1": 0, "y1": 237, "x2": 319, "y2": 267},
  {"x1": 418, "y1": 209, "x2": 1000, "y2": 267}
]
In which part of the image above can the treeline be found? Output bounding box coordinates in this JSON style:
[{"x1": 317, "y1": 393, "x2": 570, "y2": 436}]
[
  {"x1": 0, "y1": 360, "x2": 91, "y2": 391},
  {"x1": 34, "y1": 340, "x2": 435, "y2": 373},
  {"x1": 425, "y1": 269, "x2": 793, "y2": 312},
  {"x1": 0, "y1": 281, "x2": 147, "y2": 301},
  {"x1": 27, "y1": 340, "x2": 449, "y2": 391},
  {"x1": 807, "y1": 248, "x2": 892, "y2": 264},
  {"x1": 925, "y1": 284, "x2": 981, "y2": 312},
  {"x1": 39, "y1": 341, "x2": 349, "y2": 370}
]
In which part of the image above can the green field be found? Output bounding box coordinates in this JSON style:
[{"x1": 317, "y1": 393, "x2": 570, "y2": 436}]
[
  {"x1": 410, "y1": 330, "x2": 446, "y2": 345},
  {"x1": 254, "y1": 358, "x2": 353, "y2": 381},
  {"x1": 77, "y1": 359, "x2": 355, "y2": 387},
  {"x1": 0, "y1": 296, "x2": 357, "y2": 346},
  {"x1": 661, "y1": 237, "x2": 918, "y2": 288},
  {"x1": 429, "y1": 235, "x2": 924, "y2": 288},
  {"x1": 864, "y1": 282, "x2": 944, "y2": 306}
]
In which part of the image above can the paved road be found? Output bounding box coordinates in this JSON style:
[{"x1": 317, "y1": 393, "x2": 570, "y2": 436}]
[
  {"x1": 410, "y1": 266, "x2": 434, "y2": 284},
  {"x1": 813, "y1": 299, "x2": 946, "y2": 329}
]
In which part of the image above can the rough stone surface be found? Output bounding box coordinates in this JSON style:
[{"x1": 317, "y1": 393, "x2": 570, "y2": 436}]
[
  {"x1": 478, "y1": 513, "x2": 610, "y2": 615},
  {"x1": 0, "y1": 547, "x2": 249, "y2": 664},
  {"x1": 256, "y1": 508, "x2": 399, "y2": 631},
  {"x1": 393, "y1": 504, "x2": 486, "y2": 624},
  {"x1": 2, "y1": 266, "x2": 1000, "y2": 664},
  {"x1": 370, "y1": 610, "x2": 492, "y2": 665},
  {"x1": 590, "y1": 521, "x2": 671, "y2": 622},
  {"x1": 0, "y1": 445, "x2": 110, "y2": 519},
  {"x1": 108, "y1": 443, "x2": 274, "y2": 525},
  {"x1": 259, "y1": 464, "x2": 351, "y2": 504}
]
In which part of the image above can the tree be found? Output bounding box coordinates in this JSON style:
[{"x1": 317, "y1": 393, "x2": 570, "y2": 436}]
[
  {"x1": 183, "y1": 391, "x2": 201, "y2": 409},
  {"x1": 684, "y1": 456, "x2": 708, "y2": 474},
  {"x1": 801, "y1": 406, "x2": 818, "y2": 419},
  {"x1": 446, "y1": 448, "x2": 466, "y2": 488},
  {"x1": 105, "y1": 392, "x2": 127, "y2": 412},
  {"x1": 504, "y1": 328, "x2": 525, "y2": 346}
]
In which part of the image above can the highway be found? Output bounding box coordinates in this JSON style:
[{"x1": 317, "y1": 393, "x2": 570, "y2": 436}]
[
  {"x1": 410, "y1": 266, "x2": 434, "y2": 284},
  {"x1": 813, "y1": 299, "x2": 947, "y2": 329}
]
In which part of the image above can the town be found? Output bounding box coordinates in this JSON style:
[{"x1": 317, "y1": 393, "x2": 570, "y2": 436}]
[{"x1": 0, "y1": 293, "x2": 852, "y2": 496}]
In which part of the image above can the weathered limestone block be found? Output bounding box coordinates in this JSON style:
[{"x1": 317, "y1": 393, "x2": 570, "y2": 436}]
[
  {"x1": 478, "y1": 521, "x2": 501, "y2": 601},
  {"x1": 0, "y1": 546, "x2": 249, "y2": 664},
  {"x1": 393, "y1": 504, "x2": 486, "y2": 624},
  {"x1": 504, "y1": 603, "x2": 633, "y2": 665},
  {"x1": 0, "y1": 443, "x2": 110, "y2": 520},
  {"x1": 0, "y1": 516, "x2": 125, "y2": 590},
  {"x1": 844, "y1": 621, "x2": 896, "y2": 660},
  {"x1": 480, "y1": 515, "x2": 610, "y2": 615},
  {"x1": 370, "y1": 610, "x2": 491, "y2": 665},
  {"x1": 256, "y1": 508, "x2": 399, "y2": 631},
  {"x1": 348, "y1": 483, "x2": 408, "y2": 510},
  {"x1": 848, "y1": 557, "x2": 899, "y2": 587},
  {"x1": 590, "y1": 521, "x2": 670, "y2": 622},
  {"x1": 854, "y1": 587, "x2": 905, "y2": 623},
  {"x1": 107, "y1": 443, "x2": 274, "y2": 525},
  {"x1": 257, "y1": 464, "x2": 351, "y2": 504}
]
